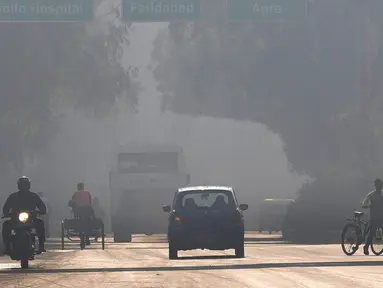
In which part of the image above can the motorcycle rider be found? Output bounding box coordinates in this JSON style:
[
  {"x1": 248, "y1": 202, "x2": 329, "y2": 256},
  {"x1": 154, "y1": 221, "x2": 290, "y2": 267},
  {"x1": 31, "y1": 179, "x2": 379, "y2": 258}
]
[
  {"x1": 361, "y1": 178, "x2": 383, "y2": 255},
  {"x1": 37, "y1": 192, "x2": 51, "y2": 238},
  {"x1": 2, "y1": 176, "x2": 47, "y2": 255}
]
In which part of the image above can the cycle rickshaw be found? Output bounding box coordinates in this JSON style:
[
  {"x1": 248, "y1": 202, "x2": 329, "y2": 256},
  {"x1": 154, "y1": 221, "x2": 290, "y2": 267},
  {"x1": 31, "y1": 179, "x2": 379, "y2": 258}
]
[{"x1": 61, "y1": 212, "x2": 105, "y2": 250}]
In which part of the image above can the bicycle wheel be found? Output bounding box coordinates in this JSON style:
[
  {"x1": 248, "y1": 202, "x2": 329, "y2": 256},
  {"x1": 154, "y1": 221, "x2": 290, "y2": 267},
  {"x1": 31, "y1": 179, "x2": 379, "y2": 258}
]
[
  {"x1": 371, "y1": 228, "x2": 383, "y2": 255},
  {"x1": 341, "y1": 223, "x2": 360, "y2": 256}
]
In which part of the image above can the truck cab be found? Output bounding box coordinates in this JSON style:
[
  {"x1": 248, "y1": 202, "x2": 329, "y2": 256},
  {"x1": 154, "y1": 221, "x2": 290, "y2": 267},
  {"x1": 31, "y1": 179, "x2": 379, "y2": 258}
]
[
  {"x1": 257, "y1": 198, "x2": 295, "y2": 234},
  {"x1": 109, "y1": 143, "x2": 190, "y2": 242}
]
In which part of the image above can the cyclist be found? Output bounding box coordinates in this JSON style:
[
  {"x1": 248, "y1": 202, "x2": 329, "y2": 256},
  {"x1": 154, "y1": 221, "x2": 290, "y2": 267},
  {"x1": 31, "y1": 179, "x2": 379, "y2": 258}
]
[{"x1": 361, "y1": 178, "x2": 383, "y2": 255}]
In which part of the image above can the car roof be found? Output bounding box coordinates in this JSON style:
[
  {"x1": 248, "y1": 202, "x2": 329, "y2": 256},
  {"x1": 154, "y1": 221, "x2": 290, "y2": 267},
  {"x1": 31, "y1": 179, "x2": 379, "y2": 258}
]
[{"x1": 178, "y1": 186, "x2": 233, "y2": 193}]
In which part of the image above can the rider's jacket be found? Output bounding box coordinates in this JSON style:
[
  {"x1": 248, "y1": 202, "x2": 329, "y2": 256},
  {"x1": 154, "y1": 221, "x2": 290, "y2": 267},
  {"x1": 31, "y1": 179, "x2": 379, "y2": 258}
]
[
  {"x1": 362, "y1": 190, "x2": 383, "y2": 221},
  {"x1": 72, "y1": 190, "x2": 92, "y2": 207},
  {"x1": 40, "y1": 196, "x2": 50, "y2": 214},
  {"x1": 3, "y1": 191, "x2": 47, "y2": 216}
]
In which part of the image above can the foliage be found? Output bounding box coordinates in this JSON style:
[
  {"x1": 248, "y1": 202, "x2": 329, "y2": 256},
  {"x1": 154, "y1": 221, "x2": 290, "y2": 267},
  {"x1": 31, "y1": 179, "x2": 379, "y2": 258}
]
[
  {"x1": 152, "y1": 0, "x2": 383, "y2": 181},
  {"x1": 152, "y1": 0, "x2": 383, "y2": 242},
  {"x1": 0, "y1": 3, "x2": 138, "y2": 180}
]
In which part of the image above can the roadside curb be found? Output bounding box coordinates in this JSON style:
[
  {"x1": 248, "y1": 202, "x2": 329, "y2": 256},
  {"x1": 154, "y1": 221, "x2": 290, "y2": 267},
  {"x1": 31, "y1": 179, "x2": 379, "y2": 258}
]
[
  {"x1": 245, "y1": 237, "x2": 284, "y2": 242},
  {"x1": 282, "y1": 229, "x2": 341, "y2": 244}
]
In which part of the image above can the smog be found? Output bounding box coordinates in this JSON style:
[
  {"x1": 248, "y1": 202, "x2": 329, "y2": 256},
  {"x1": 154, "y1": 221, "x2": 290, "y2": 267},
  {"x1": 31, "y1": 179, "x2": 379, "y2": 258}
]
[
  {"x1": 2, "y1": 0, "x2": 308, "y2": 237},
  {"x1": 2, "y1": 0, "x2": 382, "y2": 283}
]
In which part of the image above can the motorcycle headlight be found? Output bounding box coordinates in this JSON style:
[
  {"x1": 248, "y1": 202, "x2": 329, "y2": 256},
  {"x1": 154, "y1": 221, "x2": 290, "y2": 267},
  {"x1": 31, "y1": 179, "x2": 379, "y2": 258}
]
[{"x1": 18, "y1": 212, "x2": 29, "y2": 223}]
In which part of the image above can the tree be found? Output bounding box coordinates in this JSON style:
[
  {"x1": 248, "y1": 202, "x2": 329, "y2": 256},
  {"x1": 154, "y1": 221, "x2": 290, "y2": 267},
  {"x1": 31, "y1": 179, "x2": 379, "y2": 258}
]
[
  {"x1": 0, "y1": 2, "x2": 138, "y2": 187},
  {"x1": 153, "y1": 0, "x2": 383, "y2": 180},
  {"x1": 152, "y1": 0, "x2": 383, "y2": 241}
]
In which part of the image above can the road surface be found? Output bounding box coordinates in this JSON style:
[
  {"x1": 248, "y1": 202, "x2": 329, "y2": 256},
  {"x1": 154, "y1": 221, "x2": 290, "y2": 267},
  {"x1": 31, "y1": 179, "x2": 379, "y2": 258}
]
[{"x1": 0, "y1": 233, "x2": 382, "y2": 287}]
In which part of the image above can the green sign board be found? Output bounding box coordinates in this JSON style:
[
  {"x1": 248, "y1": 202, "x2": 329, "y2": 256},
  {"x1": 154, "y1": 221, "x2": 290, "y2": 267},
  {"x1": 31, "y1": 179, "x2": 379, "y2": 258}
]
[
  {"x1": 0, "y1": 0, "x2": 93, "y2": 22},
  {"x1": 227, "y1": 0, "x2": 307, "y2": 22},
  {"x1": 122, "y1": 0, "x2": 201, "y2": 22}
]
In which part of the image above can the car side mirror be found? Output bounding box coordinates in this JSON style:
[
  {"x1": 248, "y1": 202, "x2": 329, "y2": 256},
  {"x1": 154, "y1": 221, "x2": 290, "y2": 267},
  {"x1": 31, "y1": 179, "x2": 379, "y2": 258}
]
[
  {"x1": 162, "y1": 205, "x2": 171, "y2": 213},
  {"x1": 239, "y1": 204, "x2": 248, "y2": 211}
]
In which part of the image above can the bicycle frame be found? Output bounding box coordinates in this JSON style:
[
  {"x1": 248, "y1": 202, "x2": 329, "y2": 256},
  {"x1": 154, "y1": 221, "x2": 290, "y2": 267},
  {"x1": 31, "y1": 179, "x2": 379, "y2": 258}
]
[{"x1": 347, "y1": 213, "x2": 370, "y2": 243}]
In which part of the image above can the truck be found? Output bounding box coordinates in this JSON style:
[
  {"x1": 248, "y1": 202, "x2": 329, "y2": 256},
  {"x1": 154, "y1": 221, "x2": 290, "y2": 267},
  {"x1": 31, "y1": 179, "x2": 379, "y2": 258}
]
[
  {"x1": 257, "y1": 198, "x2": 295, "y2": 234},
  {"x1": 109, "y1": 143, "x2": 190, "y2": 242}
]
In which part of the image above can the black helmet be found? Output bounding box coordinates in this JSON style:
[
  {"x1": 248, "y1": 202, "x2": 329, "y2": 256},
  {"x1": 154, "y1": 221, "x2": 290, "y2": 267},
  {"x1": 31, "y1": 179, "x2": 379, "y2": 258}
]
[
  {"x1": 77, "y1": 182, "x2": 84, "y2": 190},
  {"x1": 17, "y1": 176, "x2": 31, "y2": 191}
]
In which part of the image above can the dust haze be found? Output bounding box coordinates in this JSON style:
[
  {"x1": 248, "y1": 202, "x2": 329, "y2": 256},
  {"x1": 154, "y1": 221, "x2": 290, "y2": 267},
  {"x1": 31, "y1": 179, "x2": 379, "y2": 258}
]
[{"x1": 24, "y1": 16, "x2": 305, "y2": 229}]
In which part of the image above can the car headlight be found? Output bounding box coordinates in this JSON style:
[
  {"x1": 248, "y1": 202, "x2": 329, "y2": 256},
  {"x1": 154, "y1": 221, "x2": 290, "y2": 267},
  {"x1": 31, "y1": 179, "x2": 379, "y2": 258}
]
[{"x1": 18, "y1": 212, "x2": 29, "y2": 223}]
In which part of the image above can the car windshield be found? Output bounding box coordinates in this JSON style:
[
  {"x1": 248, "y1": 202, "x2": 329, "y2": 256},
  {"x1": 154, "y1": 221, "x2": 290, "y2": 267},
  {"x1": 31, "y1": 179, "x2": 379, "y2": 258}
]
[{"x1": 176, "y1": 190, "x2": 236, "y2": 211}]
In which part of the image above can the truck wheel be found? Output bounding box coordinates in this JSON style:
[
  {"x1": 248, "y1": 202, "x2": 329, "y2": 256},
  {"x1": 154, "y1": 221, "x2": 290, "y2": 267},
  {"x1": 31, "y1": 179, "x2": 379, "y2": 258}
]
[
  {"x1": 169, "y1": 242, "x2": 178, "y2": 259},
  {"x1": 235, "y1": 241, "x2": 245, "y2": 258},
  {"x1": 113, "y1": 231, "x2": 132, "y2": 243},
  {"x1": 21, "y1": 258, "x2": 29, "y2": 269},
  {"x1": 80, "y1": 234, "x2": 86, "y2": 250}
]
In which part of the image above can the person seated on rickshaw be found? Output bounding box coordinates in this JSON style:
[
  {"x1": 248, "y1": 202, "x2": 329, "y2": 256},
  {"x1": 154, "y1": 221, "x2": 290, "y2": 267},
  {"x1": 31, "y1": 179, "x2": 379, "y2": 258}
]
[
  {"x1": 68, "y1": 182, "x2": 95, "y2": 245},
  {"x1": 68, "y1": 182, "x2": 95, "y2": 220}
]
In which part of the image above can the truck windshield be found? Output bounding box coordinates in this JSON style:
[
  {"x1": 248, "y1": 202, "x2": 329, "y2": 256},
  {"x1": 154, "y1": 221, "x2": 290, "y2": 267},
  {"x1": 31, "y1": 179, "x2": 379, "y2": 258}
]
[
  {"x1": 260, "y1": 200, "x2": 294, "y2": 216},
  {"x1": 116, "y1": 189, "x2": 172, "y2": 214},
  {"x1": 176, "y1": 190, "x2": 236, "y2": 210},
  {"x1": 118, "y1": 152, "x2": 178, "y2": 173}
]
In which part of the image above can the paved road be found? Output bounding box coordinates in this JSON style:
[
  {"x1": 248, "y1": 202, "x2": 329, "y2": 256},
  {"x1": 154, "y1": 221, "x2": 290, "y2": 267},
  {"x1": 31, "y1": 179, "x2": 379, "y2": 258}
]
[{"x1": 0, "y1": 233, "x2": 382, "y2": 287}]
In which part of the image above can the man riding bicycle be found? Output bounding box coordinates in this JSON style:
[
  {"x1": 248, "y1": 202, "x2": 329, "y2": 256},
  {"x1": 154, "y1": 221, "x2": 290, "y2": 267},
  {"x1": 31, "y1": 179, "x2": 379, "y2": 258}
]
[{"x1": 361, "y1": 178, "x2": 383, "y2": 255}]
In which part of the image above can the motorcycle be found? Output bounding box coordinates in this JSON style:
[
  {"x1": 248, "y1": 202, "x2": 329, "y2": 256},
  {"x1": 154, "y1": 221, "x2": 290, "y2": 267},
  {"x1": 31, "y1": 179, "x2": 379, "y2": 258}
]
[{"x1": 2, "y1": 210, "x2": 45, "y2": 269}]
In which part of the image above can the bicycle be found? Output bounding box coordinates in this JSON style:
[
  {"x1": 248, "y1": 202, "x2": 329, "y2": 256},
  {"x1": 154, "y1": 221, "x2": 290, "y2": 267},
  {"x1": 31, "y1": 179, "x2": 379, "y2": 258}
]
[{"x1": 341, "y1": 210, "x2": 383, "y2": 256}]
